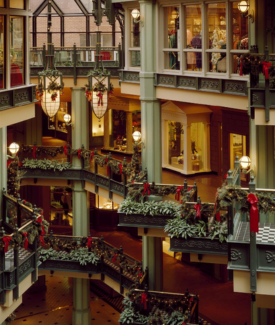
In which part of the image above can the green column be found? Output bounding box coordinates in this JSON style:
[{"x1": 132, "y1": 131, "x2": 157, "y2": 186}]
[
  {"x1": 71, "y1": 87, "x2": 91, "y2": 325},
  {"x1": 0, "y1": 127, "x2": 7, "y2": 222},
  {"x1": 139, "y1": 0, "x2": 163, "y2": 291}
]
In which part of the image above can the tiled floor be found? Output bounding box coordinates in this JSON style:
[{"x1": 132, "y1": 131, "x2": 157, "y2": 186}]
[{"x1": 13, "y1": 276, "x2": 120, "y2": 325}]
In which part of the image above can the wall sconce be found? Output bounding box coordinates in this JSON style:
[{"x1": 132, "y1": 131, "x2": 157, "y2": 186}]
[
  {"x1": 131, "y1": 9, "x2": 143, "y2": 26},
  {"x1": 239, "y1": 156, "x2": 252, "y2": 173},
  {"x1": 238, "y1": 1, "x2": 254, "y2": 23},
  {"x1": 64, "y1": 114, "x2": 73, "y2": 127},
  {"x1": 7, "y1": 142, "x2": 19, "y2": 159}
]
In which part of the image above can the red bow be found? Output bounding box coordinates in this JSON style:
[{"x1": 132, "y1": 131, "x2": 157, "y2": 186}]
[
  {"x1": 22, "y1": 232, "x2": 28, "y2": 250},
  {"x1": 19, "y1": 161, "x2": 22, "y2": 167},
  {"x1": 131, "y1": 181, "x2": 135, "y2": 184},
  {"x1": 138, "y1": 272, "x2": 143, "y2": 278},
  {"x1": 77, "y1": 149, "x2": 81, "y2": 159},
  {"x1": 112, "y1": 254, "x2": 118, "y2": 263},
  {"x1": 194, "y1": 204, "x2": 201, "y2": 218},
  {"x1": 224, "y1": 173, "x2": 228, "y2": 185},
  {"x1": 175, "y1": 186, "x2": 183, "y2": 201},
  {"x1": 262, "y1": 61, "x2": 271, "y2": 79},
  {"x1": 37, "y1": 217, "x2": 45, "y2": 235},
  {"x1": 141, "y1": 293, "x2": 147, "y2": 310},
  {"x1": 3, "y1": 236, "x2": 12, "y2": 253},
  {"x1": 87, "y1": 237, "x2": 93, "y2": 248},
  {"x1": 33, "y1": 146, "x2": 37, "y2": 159},
  {"x1": 143, "y1": 183, "x2": 151, "y2": 196},
  {"x1": 97, "y1": 91, "x2": 103, "y2": 106},
  {"x1": 64, "y1": 145, "x2": 67, "y2": 156},
  {"x1": 188, "y1": 187, "x2": 192, "y2": 192},
  {"x1": 39, "y1": 236, "x2": 45, "y2": 246},
  {"x1": 182, "y1": 322, "x2": 187, "y2": 325},
  {"x1": 216, "y1": 211, "x2": 221, "y2": 222},
  {"x1": 247, "y1": 193, "x2": 259, "y2": 233},
  {"x1": 90, "y1": 151, "x2": 94, "y2": 161},
  {"x1": 7, "y1": 160, "x2": 11, "y2": 168},
  {"x1": 105, "y1": 158, "x2": 108, "y2": 163},
  {"x1": 119, "y1": 163, "x2": 122, "y2": 175}
]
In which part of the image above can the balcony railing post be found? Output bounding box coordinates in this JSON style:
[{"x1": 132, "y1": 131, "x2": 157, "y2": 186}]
[
  {"x1": 249, "y1": 175, "x2": 257, "y2": 293},
  {"x1": 73, "y1": 43, "x2": 77, "y2": 85},
  {"x1": 94, "y1": 148, "x2": 98, "y2": 194},
  {"x1": 193, "y1": 182, "x2": 197, "y2": 202},
  {"x1": 0, "y1": 227, "x2": 6, "y2": 304},
  {"x1": 13, "y1": 225, "x2": 19, "y2": 300},
  {"x1": 227, "y1": 169, "x2": 233, "y2": 185},
  {"x1": 234, "y1": 156, "x2": 241, "y2": 186},
  {"x1": 17, "y1": 195, "x2": 22, "y2": 228}
]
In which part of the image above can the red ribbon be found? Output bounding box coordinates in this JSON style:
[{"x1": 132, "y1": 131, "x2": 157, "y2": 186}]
[
  {"x1": 188, "y1": 297, "x2": 194, "y2": 307},
  {"x1": 141, "y1": 293, "x2": 147, "y2": 310},
  {"x1": 175, "y1": 186, "x2": 183, "y2": 201},
  {"x1": 37, "y1": 217, "x2": 45, "y2": 235},
  {"x1": 90, "y1": 151, "x2": 94, "y2": 161},
  {"x1": 216, "y1": 211, "x2": 221, "y2": 222},
  {"x1": 97, "y1": 91, "x2": 103, "y2": 106},
  {"x1": 19, "y1": 161, "x2": 22, "y2": 167},
  {"x1": 194, "y1": 204, "x2": 201, "y2": 218},
  {"x1": 3, "y1": 236, "x2": 12, "y2": 253},
  {"x1": 64, "y1": 145, "x2": 67, "y2": 156},
  {"x1": 33, "y1": 146, "x2": 37, "y2": 159},
  {"x1": 262, "y1": 61, "x2": 271, "y2": 79},
  {"x1": 39, "y1": 236, "x2": 45, "y2": 246},
  {"x1": 22, "y1": 232, "x2": 28, "y2": 250},
  {"x1": 247, "y1": 193, "x2": 259, "y2": 233},
  {"x1": 143, "y1": 183, "x2": 151, "y2": 196},
  {"x1": 188, "y1": 187, "x2": 192, "y2": 192},
  {"x1": 7, "y1": 160, "x2": 11, "y2": 168},
  {"x1": 119, "y1": 163, "x2": 122, "y2": 175},
  {"x1": 87, "y1": 237, "x2": 93, "y2": 248},
  {"x1": 105, "y1": 158, "x2": 108, "y2": 163},
  {"x1": 77, "y1": 149, "x2": 81, "y2": 159},
  {"x1": 112, "y1": 254, "x2": 118, "y2": 263},
  {"x1": 138, "y1": 272, "x2": 143, "y2": 278}
]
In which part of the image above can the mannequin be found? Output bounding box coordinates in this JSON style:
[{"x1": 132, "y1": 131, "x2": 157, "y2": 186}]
[
  {"x1": 191, "y1": 32, "x2": 202, "y2": 70},
  {"x1": 169, "y1": 30, "x2": 177, "y2": 69},
  {"x1": 186, "y1": 29, "x2": 196, "y2": 70}
]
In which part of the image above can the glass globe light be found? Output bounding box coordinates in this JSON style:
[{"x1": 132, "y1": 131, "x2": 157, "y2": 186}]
[
  {"x1": 238, "y1": 1, "x2": 249, "y2": 13},
  {"x1": 64, "y1": 114, "x2": 71, "y2": 123},
  {"x1": 171, "y1": 10, "x2": 179, "y2": 19},
  {"x1": 132, "y1": 131, "x2": 141, "y2": 142},
  {"x1": 239, "y1": 156, "x2": 251, "y2": 169},
  {"x1": 131, "y1": 9, "x2": 140, "y2": 19},
  {"x1": 9, "y1": 142, "x2": 19, "y2": 155}
]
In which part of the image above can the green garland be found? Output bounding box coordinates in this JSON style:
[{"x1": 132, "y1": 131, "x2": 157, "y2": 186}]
[
  {"x1": 22, "y1": 158, "x2": 71, "y2": 172},
  {"x1": 20, "y1": 145, "x2": 65, "y2": 157}
]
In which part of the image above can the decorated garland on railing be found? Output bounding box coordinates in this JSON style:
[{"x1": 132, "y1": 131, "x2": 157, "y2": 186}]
[{"x1": 20, "y1": 144, "x2": 65, "y2": 159}]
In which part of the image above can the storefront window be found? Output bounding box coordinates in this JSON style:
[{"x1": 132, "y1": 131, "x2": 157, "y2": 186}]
[
  {"x1": 230, "y1": 133, "x2": 246, "y2": 170},
  {"x1": 10, "y1": 0, "x2": 24, "y2": 9},
  {"x1": 191, "y1": 122, "x2": 204, "y2": 172},
  {"x1": 130, "y1": 17, "x2": 140, "y2": 48},
  {"x1": 164, "y1": 6, "x2": 180, "y2": 70},
  {"x1": 185, "y1": 5, "x2": 202, "y2": 71},
  {"x1": 129, "y1": 14, "x2": 140, "y2": 68},
  {"x1": 0, "y1": 16, "x2": 4, "y2": 89},
  {"x1": 50, "y1": 187, "x2": 72, "y2": 226},
  {"x1": 207, "y1": 3, "x2": 226, "y2": 73},
  {"x1": 10, "y1": 16, "x2": 24, "y2": 87},
  {"x1": 168, "y1": 121, "x2": 184, "y2": 170}
]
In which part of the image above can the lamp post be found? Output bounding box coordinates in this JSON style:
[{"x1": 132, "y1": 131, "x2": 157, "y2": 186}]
[{"x1": 37, "y1": 3, "x2": 63, "y2": 118}]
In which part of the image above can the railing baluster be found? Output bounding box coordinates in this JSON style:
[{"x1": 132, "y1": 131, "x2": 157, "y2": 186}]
[{"x1": 13, "y1": 225, "x2": 19, "y2": 300}]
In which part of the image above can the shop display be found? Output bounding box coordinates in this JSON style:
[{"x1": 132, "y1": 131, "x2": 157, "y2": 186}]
[
  {"x1": 50, "y1": 186, "x2": 72, "y2": 226},
  {"x1": 168, "y1": 121, "x2": 184, "y2": 170},
  {"x1": 48, "y1": 102, "x2": 69, "y2": 133}
]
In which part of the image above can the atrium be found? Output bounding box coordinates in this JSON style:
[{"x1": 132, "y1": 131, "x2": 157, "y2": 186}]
[{"x1": 0, "y1": 0, "x2": 275, "y2": 324}]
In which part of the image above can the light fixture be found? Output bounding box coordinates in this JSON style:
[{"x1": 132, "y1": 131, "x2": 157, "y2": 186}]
[
  {"x1": 239, "y1": 156, "x2": 251, "y2": 170},
  {"x1": 132, "y1": 131, "x2": 141, "y2": 142},
  {"x1": 171, "y1": 9, "x2": 179, "y2": 20},
  {"x1": 64, "y1": 114, "x2": 73, "y2": 127},
  {"x1": 37, "y1": 3, "x2": 63, "y2": 118},
  {"x1": 237, "y1": 1, "x2": 254, "y2": 22},
  {"x1": 8, "y1": 142, "x2": 19, "y2": 155},
  {"x1": 131, "y1": 8, "x2": 143, "y2": 25},
  {"x1": 86, "y1": 32, "x2": 110, "y2": 121}
]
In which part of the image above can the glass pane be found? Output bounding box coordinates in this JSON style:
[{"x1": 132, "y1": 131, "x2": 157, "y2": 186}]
[
  {"x1": 130, "y1": 51, "x2": 140, "y2": 67},
  {"x1": 168, "y1": 121, "x2": 184, "y2": 171},
  {"x1": 208, "y1": 52, "x2": 227, "y2": 73},
  {"x1": 130, "y1": 17, "x2": 140, "y2": 48},
  {"x1": 191, "y1": 122, "x2": 204, "y2": 172},
  {"x1": 164, "y1": 6, "x2": 180, "y2": 49},
  {"x1": 10, "y1": 0, "x2": 24, "y2": 9},
  {"x1": 164, "y1": 51, "x2": 180, "y2": 70},
  {"x1": 186, "y1": 52, "x2": 201, "y2": 71},
  {"x1": 232, "y1": 2, "x2": 249, "y2": 49},
  {"x1": 186, "y1": 5, "x2": 202, "y2": 48},
  {"x1": 10, "y1": 16, "x2": 24, "y2": 87},
  {"x1": 0, "y1": 16, "x2": 4, "y2": 89},
  {"x1": 208, "y1": 3, "x2": 226, "y2": 50},
  {"x1": 36, "y1": 33, "x2": 47, "y2": 47}
]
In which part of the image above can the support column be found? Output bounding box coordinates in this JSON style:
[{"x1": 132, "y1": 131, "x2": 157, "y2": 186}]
[
  {"x1": 103, "y1": 109, "x2": 110, "y2": 149},
  {"x1": 71, "y1": 87, "x2": 91, "y2": 325},
  {"x1": 139, "y1": 0, "x2": 162, "y2": 290},
  {"x1": 126, "y1": 111, "x2": 133, "y2": 153},
  {"x1": 0, "y1": 127, "x2": 7, "y2": 222}
]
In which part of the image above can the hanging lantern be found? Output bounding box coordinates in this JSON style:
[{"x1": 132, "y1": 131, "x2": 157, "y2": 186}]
[{"x1": 38, "y1": 70, "x2": 63, "y2": 118}]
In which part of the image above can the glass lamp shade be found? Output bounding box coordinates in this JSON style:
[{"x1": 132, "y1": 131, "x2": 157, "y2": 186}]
[
  {"x1": 132, "y1": 131, "x2": 141, "y2": 142},
  {"x1": 131, "y1": 9, "x2": 140, "y2": 19},
  {"x1": 239, "y1": 156, "x2": 251, "y2": 169},
  {"x1": 9, "y1": 142, "x2": 19, "y2": 154},
  {"x1": 41, "y1": 91, "x2": 61, "y2": 118},
  {"x1": 64, "y1": 114, "x2": 71, "y2": 123},
  {"x1": 238, "y1": 1, "x2": 249, "y2": 12},
  {"x1": 90, "y1": 76, "x2": 109, "y2": 120}
]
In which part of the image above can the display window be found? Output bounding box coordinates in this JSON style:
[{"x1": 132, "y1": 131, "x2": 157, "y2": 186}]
[
  {"x1": 10, "y1": 16, "x2": 24, "y2": 87},
  {"x1": 191, "y1": 122, "x2": 204, "y2": 172},
  {"x1": 184, "y1": 5, "x2": 202, "y2": 71},
  {"x1": 164, "y1": 6, "x2": 180, "y2": 70},
  {"x1": 168, "y1": 121, "x2": 184, "y2": 171},
  {"x1": 0, "y1": 16, "x2": 4, "y2": 89},
  {"x1": 96, "y1": 195, "x2": 119, "y2": 210},
  {"x1": 230, "y1": 133, "x2": 246, "y2": 170},
  {"x1": 50, "y1": 187, "x2": 72, "y2": 226}
]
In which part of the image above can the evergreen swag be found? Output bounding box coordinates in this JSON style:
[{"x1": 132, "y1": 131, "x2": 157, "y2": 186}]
[
  {"x1": 36, "y1": 70, "x2": 64, "y2": 101},
  {"x1": 214, "y1": 184, "x2": 275, "y2": 215},
  {"x1": 20, "y1": 144, "x2": 65, "y2": 157},
  {"x1": 22, "y1": 158, "x2": 71, "y2": 172}
]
